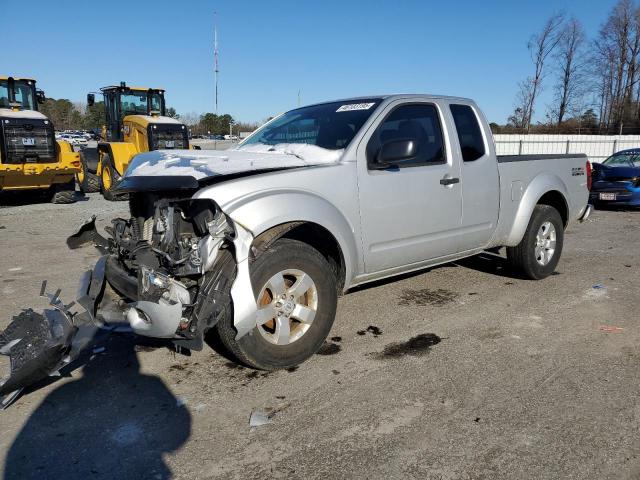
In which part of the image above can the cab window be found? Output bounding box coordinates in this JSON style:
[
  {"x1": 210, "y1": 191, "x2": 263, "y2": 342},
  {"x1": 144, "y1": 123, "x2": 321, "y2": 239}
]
[
  {"x1": 450, "y1": 104, "x2": 485, "y2": 162},
  {"x1": 367, "y1": 103, "x2": 446, "y2": 168}
]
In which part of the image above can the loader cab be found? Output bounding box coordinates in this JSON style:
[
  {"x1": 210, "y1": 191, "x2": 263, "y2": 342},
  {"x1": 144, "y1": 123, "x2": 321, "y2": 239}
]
[
  {"x1": 89, "y1": 82, "x2": 166, "y2": 142},
  {"x1": 0, "y1": 77, "x2": 46, "y2": 112}
]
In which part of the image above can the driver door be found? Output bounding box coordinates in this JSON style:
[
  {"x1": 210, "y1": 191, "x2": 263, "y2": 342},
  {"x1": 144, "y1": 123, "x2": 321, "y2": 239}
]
[{"x1": 356, "y1": 100, "x2": 463, "y2": 273}]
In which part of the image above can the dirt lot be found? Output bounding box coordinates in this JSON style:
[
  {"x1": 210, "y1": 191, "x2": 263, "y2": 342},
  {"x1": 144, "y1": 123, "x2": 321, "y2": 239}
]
[{"x1": 0, "y1": 193, "x2": 638, "y2": 480}]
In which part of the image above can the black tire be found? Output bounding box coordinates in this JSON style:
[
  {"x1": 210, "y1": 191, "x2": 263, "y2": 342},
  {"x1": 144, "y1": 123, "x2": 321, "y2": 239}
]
[
  {"x1": 50, "y1": 179, "x2": 76, "y2": 204},
  {"x1": 100, "y1": 154, "x2": 124, "y2": 201},
  {"x1": 507, "y1": 204, "x2": 564, "y2": 280},
  {"x1": 215, "y1": 238, "x2": 338, "y2": 370},
  {"x1": 77, "y1": 152, "x2": 100, "y2": 193}
]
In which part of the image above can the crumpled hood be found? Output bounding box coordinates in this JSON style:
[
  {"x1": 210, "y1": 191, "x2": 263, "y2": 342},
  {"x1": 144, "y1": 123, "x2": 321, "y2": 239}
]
[{"x1": 123, "y1": 144, "x2": 344, "y2": 181}]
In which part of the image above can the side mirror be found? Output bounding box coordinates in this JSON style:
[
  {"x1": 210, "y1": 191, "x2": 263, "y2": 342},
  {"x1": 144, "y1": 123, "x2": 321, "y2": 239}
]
[
  {"x1": 36, "y1": 89, "x2": 46, "y2": 104},
  {"x1": 87, "y1": 93, "x2": 95, "y2": 107},
  {"x1": 374, "y1": 139, "x2": 418, "y2": 168}
]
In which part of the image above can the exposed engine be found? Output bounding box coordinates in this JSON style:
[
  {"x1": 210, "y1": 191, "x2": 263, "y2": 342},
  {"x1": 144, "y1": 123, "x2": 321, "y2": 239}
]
[{"x1": 100, "y1": 193, "x2": 237, "y2": 347}]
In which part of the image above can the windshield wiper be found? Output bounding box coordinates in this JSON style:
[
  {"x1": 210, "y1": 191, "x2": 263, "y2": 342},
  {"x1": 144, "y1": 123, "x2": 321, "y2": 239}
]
[{"x1": 268, "y1": 146, "x2": 304, "y2": 161}]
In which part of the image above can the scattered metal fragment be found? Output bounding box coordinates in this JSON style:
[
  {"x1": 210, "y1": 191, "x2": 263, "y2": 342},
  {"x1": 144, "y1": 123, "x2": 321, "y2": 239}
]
[
  {"x1": 249, "y1": 402, "x2": 291, "y2": 429},
  {"x1": 249, "y1": 409, "x2": 271, "y2": 428},
  {"x1": 599, "y1": 325, "x2": 624, "y2": 333}
]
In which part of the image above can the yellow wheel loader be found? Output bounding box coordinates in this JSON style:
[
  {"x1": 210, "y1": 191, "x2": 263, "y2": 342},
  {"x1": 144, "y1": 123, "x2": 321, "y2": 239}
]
[
  {"x1": 0, "y1": 77, "x2": 81, "y2": 204},
  {"x1": 80, "y1": 82, "x2": 197, "y2": 200}
]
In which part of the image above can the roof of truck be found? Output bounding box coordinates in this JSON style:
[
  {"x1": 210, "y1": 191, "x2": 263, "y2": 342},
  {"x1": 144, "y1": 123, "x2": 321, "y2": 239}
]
[{"x1": 302, "y1": 94, "x2": 475, "y2": 109}]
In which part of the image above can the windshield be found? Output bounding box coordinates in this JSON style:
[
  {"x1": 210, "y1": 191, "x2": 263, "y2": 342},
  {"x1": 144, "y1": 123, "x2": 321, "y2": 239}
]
[
  {"x1": 0, "y1": 79, "x2": 37, "y2": 110},
  {"x1": 603, "y1": 152, "x2": 640, "y2": 167},
  {"x1": 240, "y1": 99, "x2": 383, "y2": 150},
  {"x1": 120, "y1": 91, "x2": 164, "y2": 116}
]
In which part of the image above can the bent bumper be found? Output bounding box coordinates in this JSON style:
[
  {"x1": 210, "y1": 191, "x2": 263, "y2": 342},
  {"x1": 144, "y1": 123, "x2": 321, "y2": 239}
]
[{"x1": 578, "y1": 204, "x2": 593, "y2": 222}]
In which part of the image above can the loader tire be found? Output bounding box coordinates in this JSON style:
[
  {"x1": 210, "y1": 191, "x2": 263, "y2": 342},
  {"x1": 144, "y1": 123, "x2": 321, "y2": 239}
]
[
  {"x1": 77, "y1": 153, "x2": 100, "y2": 193},
  {"x1": 215, "y1": 238, "x2": 338, "y2": 370},
  {"x1": 100, "y1": 154, "x2": 125, "y2": 201},
  {"x1": 506, "y1": 204, "x2": 564, "y2": 280},
  {"x1": 51, "y1": 179, "x2": 76, "y2": 204}
]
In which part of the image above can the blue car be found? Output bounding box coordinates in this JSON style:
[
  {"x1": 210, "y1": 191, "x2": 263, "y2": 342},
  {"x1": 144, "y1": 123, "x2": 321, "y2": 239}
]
[{"x1": 589, "y1": 148, "x2": 640, "y2": 207}]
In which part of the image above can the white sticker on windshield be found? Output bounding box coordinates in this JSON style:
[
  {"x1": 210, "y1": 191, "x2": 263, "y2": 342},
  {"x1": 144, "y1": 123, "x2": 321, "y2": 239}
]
[{"x1": 336, "y1": 103, "x2": 376, "y2": 112}]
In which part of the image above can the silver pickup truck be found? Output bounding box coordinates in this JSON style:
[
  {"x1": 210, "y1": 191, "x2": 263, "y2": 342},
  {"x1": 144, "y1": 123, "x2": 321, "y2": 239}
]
[{"x1": 0, "y1": 95, "x2": 593, "y2": 400}]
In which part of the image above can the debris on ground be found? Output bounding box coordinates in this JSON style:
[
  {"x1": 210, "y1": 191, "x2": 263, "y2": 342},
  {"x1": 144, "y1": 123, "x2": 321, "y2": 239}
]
[
  {"x1": 193, "y1": 403, "x2": 207, "y2": 413},
  {"x1": 599, "y1": 325, "x2": 624, "y2": 333},
  {"x1": 592, "y1": 283, "x2": 605, "y2": 289},
  {"x1": 249, "y1": 402, "x2": 291, "y2": 429}
]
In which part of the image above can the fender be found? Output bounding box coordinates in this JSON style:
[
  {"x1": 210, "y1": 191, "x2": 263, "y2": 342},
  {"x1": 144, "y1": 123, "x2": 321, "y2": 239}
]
[
  {"x1": 195, "y1": 187, "x2": 360, "y2": 290},
  {"x1": 504, "y1": 172, "x2": 569, "y2": 246},
  {"x1": 97, "y1": 142, "x2": 139, "y2": 176}
]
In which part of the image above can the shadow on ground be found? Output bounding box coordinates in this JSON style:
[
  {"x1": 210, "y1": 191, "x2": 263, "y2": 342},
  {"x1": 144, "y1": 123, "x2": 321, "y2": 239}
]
[
  {"x1": 3, "y1": 334, "x2": 191, "y2": 480},
  {"x1": 0, "y1": 190, "x2": 86, "y2": 208}
]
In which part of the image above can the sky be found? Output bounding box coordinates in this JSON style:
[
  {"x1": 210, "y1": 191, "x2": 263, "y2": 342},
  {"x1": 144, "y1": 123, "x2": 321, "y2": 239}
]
[{"x1": 1, "y1": 0, "x2": 621, "y2": 124}]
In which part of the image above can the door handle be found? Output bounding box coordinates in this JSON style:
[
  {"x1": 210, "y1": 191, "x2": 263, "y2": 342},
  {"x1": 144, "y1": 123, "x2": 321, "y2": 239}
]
[{"x1": 440, "y1": 177, "x2": 460, "y2": 186}]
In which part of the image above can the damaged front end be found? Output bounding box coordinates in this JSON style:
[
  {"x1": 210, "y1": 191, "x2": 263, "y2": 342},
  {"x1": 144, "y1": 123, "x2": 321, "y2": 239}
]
[
  {"x1": 1, "y1": 190, "x2": 257, "y2": 406},
  {"x1": 77, "y1": 192, "x2": 250, "y2": 350}
]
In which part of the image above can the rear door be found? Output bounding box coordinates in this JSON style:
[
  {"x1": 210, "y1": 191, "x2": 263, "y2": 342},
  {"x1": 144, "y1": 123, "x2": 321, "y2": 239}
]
[
  {"x1": 448, "y1": 103, "x2": 499, "y2": 251},
  {"x1": 356, "y1": 100, "x2": 463, "y2": 273}
]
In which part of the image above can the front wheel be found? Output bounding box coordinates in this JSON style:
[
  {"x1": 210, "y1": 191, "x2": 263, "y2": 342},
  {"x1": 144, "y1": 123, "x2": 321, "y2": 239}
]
[
  {"x1": 100, "y1": 154, "x2": 123, "y2": 201},
  {"x1": 507, "y1": 204, "x2": 564, "y2": 279},
  {"x1": 215, "y1": 238, "x2": 338, "y2": 370}
]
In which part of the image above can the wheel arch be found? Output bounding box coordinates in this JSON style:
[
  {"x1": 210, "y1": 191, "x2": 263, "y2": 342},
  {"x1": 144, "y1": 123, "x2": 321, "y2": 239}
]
[
  {"x1": 252, "y1": 221, "x2": 347, "y2": 294},
  {"x1": 504, "y1": 173, "x2": 570, "y2": 247},
  {"x1": 212, "y1": 190, "x2": 360, "y2": 292}
]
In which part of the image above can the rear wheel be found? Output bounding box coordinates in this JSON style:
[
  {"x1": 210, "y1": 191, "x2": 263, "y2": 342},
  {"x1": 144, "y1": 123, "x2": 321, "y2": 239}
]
[
  {"x1": 50, "y1": 179, "x2": 76, "y2": 204},
  {"x1": 507, "y1": 204, "x2": 564, "y2": 279},
  {"x1": 215, "y1": 238, "x2": 338, "y2": 370},
  {"x1": 77, "y1": 152, "x2": 100, "y2": 193}
]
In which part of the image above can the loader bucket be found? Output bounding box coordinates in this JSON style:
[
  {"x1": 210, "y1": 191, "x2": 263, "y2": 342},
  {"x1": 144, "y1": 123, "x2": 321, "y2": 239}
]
[{"x1": 0, "y1": 308, "x2": 76, "y2": 408}]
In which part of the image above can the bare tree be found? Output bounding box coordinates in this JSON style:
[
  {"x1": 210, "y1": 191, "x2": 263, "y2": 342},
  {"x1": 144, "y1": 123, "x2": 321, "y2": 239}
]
[
  {"x1": 591, "y1": 0, "x2": 639, "y2": 132},
  {"x1": 523, "y1": 13, "x2": 565, "y2": 132},
  {"x1": 508, "y1": 79, "x2": 535, "y2": 130},
  {"x1": 552, "y1": 17, "x2": 586, "y2": 125}
]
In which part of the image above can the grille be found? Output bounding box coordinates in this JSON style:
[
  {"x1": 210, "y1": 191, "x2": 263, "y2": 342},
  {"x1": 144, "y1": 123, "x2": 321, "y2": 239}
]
[
  {"x1": 1, "y1": 119, "x2": 57, "y2": 164},
  {"x1": 148, "y1": 125, "x2": 188, "y2": 150}
]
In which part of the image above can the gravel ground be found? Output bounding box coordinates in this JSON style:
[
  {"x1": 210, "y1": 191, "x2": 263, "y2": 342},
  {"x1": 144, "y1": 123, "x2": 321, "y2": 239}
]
[{"x1": 0, "y1": 193, "x2": 638, "y2": 480}]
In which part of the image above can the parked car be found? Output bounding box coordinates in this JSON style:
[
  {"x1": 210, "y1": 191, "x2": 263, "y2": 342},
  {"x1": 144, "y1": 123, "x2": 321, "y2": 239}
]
[
  {"x1": 589, "y1": 148, "x2": 640, "y2": 207},
  {"x1": 0, "y1": 94, "x2": 593, "y2": 398}
]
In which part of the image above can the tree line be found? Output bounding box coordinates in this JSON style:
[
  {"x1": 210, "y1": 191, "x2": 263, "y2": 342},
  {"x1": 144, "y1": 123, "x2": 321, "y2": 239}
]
[
  {"x1": 501, "y1": 0, "x2": 640, "y2": 135},
  {"x1": 37, "y1": 98, "x2": 258, "y2": 137}
]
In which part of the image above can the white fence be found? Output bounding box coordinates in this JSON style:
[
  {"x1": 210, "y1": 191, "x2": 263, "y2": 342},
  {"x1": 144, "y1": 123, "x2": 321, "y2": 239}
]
[{"x1": 493, "y1": 134, "x2": 640, "y2": 163}]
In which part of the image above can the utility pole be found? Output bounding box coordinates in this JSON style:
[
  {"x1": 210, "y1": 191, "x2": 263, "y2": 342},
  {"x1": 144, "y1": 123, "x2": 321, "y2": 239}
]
[
  {"x1": 214, "y1": 11, "x2": 219, "y2": 116},
  {"x1": 297, "y1": 90, "x2": 301, "y2": 107}
]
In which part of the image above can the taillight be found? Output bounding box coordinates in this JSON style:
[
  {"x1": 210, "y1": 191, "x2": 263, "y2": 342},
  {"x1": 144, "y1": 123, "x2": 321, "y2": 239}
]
[{"x1": 586, "y1": 160, "x2": 592, "y2": 191}]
